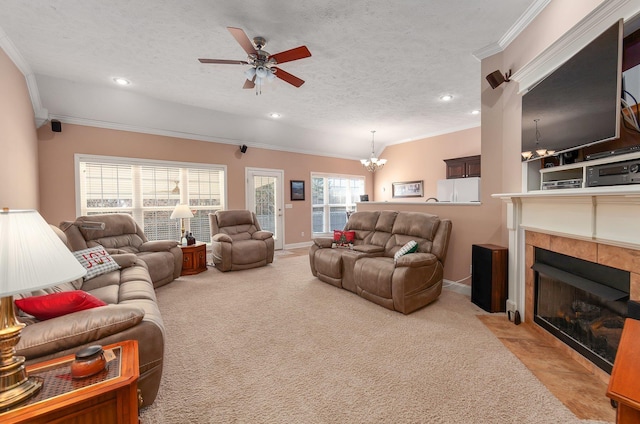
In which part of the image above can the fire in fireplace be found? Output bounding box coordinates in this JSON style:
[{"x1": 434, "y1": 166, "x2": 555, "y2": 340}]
[{"x1": 533, "y1": 248, "x2": 630, "y2": 373}]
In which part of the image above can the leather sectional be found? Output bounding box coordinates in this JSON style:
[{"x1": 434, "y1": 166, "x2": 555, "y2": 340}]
[{"x1": 14, "y1": 218, "x2": 178, "y2": 408}]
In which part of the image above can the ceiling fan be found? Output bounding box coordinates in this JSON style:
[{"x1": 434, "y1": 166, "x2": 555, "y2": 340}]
[{"x1": 199, "y1": 27, "x2": 311, "y2": 92}]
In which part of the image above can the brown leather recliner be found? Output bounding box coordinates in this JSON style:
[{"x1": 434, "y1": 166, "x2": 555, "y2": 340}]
[
  {"x1": 209, "y1": 210, "x2": 274, "y2": 271},
  {"x1": 61, "y1": 214, "x2": 182, "y2": 288}
]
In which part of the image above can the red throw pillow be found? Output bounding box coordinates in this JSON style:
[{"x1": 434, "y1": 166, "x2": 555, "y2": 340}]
[
  {"x1": 333, "y1": 230, "x2": 355, "y2": 246},
  {"x1": 15, "y1": 290, "x2": 107, "y2": 321}
]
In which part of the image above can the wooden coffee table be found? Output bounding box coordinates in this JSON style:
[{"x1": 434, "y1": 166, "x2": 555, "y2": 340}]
[{"x1": 0, "y1": 340, "x2": 140, "y2": 424}]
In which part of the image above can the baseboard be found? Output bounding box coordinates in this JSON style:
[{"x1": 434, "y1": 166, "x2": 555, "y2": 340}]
[
  {"x1": 443, "y1": 279, "x2": 471, "y2": 297},
  {"x1": 283, "y1": 241, "x2": 313, "y2": 250}
]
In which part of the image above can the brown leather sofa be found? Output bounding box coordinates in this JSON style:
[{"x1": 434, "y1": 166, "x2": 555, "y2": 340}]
[
  {"x1": 209, "y1": 210, "x2": 274, "y2": 271},
  {"x1": 15, "y1": 226, "x2": 164, "y2": 407},
  {"x1": 309, "y1": 210, "x2": 452, "y2": 314},
  {"x1": 61, "y1": 214, "x2": 183, "y2": 288}
]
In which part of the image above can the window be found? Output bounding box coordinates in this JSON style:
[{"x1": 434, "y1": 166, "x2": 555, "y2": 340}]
[
  {"x1": 77, "y1": 155, "x2": 226, "y2": 243},
  {"x1": 311, "y1": 173, "x2": 365, "y2": 234}
]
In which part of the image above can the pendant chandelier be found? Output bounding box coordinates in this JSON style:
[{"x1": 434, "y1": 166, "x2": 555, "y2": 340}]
[{"x1": 360, "y1": 130, "x2": 387, "y2": 172}]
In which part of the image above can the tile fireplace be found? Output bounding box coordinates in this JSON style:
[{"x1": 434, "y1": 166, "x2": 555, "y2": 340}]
[
  {"x1": 533, "y1": 247, "x2": 629, "y2": 373},
  {"x1": 496, "y1": 189, "x2": 640, "y2": 380}
]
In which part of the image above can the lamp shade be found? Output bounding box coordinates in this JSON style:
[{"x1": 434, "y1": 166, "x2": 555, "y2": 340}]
[
  {"x1": 0, "y1": 209, "x2": 87, "y2": 297},
  {"x1": 170, "y1": 204, "x2": 194, "y2": 219}
]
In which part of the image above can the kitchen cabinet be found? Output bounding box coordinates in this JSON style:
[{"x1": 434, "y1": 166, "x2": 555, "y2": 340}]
[{"x1": 444, "y1": 155, "x2": 481, "y2": 179}]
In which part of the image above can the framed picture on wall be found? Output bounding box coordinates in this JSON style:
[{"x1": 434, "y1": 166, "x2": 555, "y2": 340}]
[
  {"x1": 392, "y1": 180, "x2": 424, "y2": 198},
  {"x1": 291, "y1": 180, "x2": 305, "y2": 201}
]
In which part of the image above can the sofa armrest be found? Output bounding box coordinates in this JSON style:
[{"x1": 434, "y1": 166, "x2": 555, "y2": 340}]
[
  {"x1": 212, "y1": 233, "x2": 233, "y2": 243},
  {"x1": 313, "y1": 237, "x2": 334, "y2": 248},
  {"x1": 353, "y1": 244, "x2": 385, "y2": 254},
  {"x1": 16, "y1": 304, "x2": 145, "y2": 359},
  {"x1": 111, "y1": 253, "x2": 139, "y2": 269},
  {"x1": 394, "y1": 252, "x2": 439, "y2": 268},
  {"x1": 252, "y1": 231, "x2": 273, "y2": 241},
  {"x1": 139, "y1": 240, "x2": 179, "y2": 252}
]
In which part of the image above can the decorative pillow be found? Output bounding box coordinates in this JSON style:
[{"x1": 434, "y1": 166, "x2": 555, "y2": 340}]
[
  {"x1": 73, "y1": 246, "x2": 120, "y2": 280},
  {"x1": 333, "y1": 230, "x2": 355, "y2": 246},
  {"x1": 394, "y1": 240, "x2": 418, "y2": 262},
  {"x1": 15, "y1": 290, "x2": 107, "y2": 321}
]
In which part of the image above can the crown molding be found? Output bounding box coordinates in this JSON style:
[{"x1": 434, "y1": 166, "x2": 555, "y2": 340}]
[
  {"x1": 513, "y1": 0, "x2": 640, "y2": 93},
  {"x1": 49, "y1": 114, "x2": 365, "y2": 161},
  {"x1": 473, "y1": 0, "x2": 551, "y2": 61},
  {"x1": 0, "y1": 25, "x2": 48, "y2": 127}
]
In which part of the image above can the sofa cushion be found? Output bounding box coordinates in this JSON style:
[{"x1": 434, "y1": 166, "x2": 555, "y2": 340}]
[
  {"x1": 73, "y1": 246, "x2": 121, "y2": 280},
  {"x1": 15, "y1": 290, "x2": 107, "y2": 321},
  {"x1": 392, "y1": 212, "x2": 440, "y2": 241},
  {"x1": 16, "y1": 305, "x2": 145, "y2": 358},
  {"x1": 231, "y1": 240, "x2": 267, "y2": 264}
]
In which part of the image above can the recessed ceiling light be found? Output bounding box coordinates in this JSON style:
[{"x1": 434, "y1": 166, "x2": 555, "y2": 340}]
[
  {"x1": 113, "y1": 77, "x2": 130, "y2": 86},
  {"x1": 269, "y1": 113, "x2": 281, "y2": 118},
  {"x1": 440, "y1": 94, "x2": 453, "y2": 101},
  {"x1": 471, "y1": 110, "x2": 480, "y2": 115}
]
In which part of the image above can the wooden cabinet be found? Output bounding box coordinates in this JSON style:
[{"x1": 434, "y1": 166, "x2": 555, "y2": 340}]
[
  {"x1": 444, "y1": 155, "x2": 481, "y2": 179},
  {"x1": 607, "y1": 318, "x2": 640, "y2": 423},
  {"x1": 1, "y1": 340, "x2": 139, "y2": 424},
  {"x1": 181, "y1": 242, "x2": 207, "y2": 276}
]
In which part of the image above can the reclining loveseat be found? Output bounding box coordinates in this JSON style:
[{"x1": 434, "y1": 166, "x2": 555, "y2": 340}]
[{"x1": 309, "y1": 210, "x2": 452, "y2": 314}]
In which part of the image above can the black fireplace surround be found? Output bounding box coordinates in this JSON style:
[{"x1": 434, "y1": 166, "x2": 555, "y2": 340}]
[{"x1": 533, "y1": 248, "x2": 630, "y2": 373}]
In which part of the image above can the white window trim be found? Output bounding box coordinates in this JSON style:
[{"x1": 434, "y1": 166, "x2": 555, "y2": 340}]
[{"x1": 311, "y1": 171, "x2": 366, "y2": 236}]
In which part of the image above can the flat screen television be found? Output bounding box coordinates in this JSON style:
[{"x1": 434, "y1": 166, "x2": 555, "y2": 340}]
[{"x1": 521, "y1": 20, "x2": 623, "y2": 161}]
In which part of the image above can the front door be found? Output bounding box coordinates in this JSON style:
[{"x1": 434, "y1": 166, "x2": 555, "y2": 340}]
[{"x1": 245, "y1": 168, "x2": 284, "y2": 250}]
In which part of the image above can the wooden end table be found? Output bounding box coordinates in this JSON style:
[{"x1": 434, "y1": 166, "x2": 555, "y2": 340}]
[
  {"x1": 607, "y1": 318, "x2": 640, "y2": 423},
  {"x1": 0, "y1": 340, "x2": 140, "y2": 424},
  {"x1": 180, "y1": 242, "x2": 207, "y2": 275}
]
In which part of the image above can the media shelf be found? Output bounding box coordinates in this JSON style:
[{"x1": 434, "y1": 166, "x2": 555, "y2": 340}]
[{"x1": 523, "y1": 150, "x2": 640, "y2": 192}]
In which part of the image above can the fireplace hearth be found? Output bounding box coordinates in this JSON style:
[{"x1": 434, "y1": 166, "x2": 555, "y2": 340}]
[{"x1": 533, "y1": 248, "x2": 630, "y2": 373}]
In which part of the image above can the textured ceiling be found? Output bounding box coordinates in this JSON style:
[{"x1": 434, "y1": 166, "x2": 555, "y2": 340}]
[{"x1": 0, "y1": 0, "x2": 540, "y2": 159}]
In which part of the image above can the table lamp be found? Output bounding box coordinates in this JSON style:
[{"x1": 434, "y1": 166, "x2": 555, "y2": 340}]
[
  {"x1": 0, "y1": 209, "x2": 87, "y2": 409},
  {"x1": 170, "y1": 204, "x2": 194, "y2": 244}
]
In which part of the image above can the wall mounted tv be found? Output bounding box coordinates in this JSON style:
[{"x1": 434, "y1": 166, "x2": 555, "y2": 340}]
[{"x1": 521, "y1": 20, "x2": 623, "y2": 162}]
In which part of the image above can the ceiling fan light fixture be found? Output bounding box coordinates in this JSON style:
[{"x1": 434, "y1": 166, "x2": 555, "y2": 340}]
[
  {"x1": 244, "y1": 68, "x2": 256, "y2": 80},
  {"x1": 255, "y1": 66, "x2": 269, "y2": 79}
]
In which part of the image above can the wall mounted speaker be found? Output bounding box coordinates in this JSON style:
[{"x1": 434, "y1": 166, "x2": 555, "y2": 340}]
[
  {"x1": 240, "y1": 144, "x2": 248, "y2": 153},
  {"x1": 51, "y1": 119, "x2": 62, "y2": 133}
]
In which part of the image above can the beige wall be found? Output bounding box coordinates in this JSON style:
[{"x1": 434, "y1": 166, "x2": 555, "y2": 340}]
[
  {"x1": 0, "y1": 48, "x2": 39, "y2": 209},
  {"x1": 372, "y1": 127, "x2": 481, "y2": 201},
  {"x1": 37, "y1": 123, "x2": 372, "y2": 245}
]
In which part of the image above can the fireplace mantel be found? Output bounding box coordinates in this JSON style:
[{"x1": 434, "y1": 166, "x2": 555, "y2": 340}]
[{"x1": 492, "y1": 189, "x2": 640, "y2": 320}]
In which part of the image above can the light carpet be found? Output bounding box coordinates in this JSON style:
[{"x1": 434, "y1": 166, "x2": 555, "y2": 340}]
[{"x1": 140, "y1": 255, "x2": 607, "y2": 423}]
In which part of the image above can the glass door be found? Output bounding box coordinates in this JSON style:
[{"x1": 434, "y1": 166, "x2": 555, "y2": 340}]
[{"x1": 245, "y1": 168, "x2": 284, "y2": 250}]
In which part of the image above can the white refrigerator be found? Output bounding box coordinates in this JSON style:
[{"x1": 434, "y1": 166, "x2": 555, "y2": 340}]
[{"x1": 437, "y1": 177, "x2": 480, "y2": 202}]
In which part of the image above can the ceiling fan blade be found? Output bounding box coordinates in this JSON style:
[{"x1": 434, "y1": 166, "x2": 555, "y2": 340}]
[
  {"x1": 273, "y1": 67, "x2": 305, "y2": 87},
  {"x1": 198, "y1": 58, "x2": 249, "y2": 65},
  {"x1": 227, "y1": 27, "x2": 257, "y2": 56},
  {"x1": 243, "y1": 78, "x2": 255, "y2": 89},
  {"x1": 269, "y1": 46, "x2": 311, "y2": 64}
]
